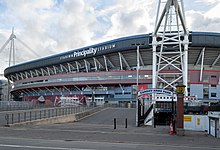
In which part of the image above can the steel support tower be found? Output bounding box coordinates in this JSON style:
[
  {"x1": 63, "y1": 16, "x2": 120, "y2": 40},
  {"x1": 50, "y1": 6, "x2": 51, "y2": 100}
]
[{"x1": 152, "y1": 0, "x2": 189, "y2": 94}]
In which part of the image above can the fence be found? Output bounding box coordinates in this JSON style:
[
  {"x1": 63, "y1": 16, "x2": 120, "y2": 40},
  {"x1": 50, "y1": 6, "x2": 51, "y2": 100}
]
[
  {"x1": 4, "y1": 105, "x2": 98, "y2": 126},
  {"x1": 3, "y1": 102, "x2": 135, "y2": 126},
  {"x1": 0, "y1": 101, "x2": 52, "y2": 111}
]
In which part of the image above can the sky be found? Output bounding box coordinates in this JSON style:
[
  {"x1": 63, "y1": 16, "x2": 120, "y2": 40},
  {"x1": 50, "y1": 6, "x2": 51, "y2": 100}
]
[{"x1": 0, "y1": 0, "x2": 220, "y2": 76}]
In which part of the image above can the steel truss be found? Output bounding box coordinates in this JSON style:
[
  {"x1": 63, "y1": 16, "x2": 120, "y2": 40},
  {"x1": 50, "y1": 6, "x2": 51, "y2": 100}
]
[
  {"x1": 0, "y1": 28, "x2": 40, "y2": 67},
  {"x1": 9, "y1": 51, "x2": 137, "y2": 82},
  {"x1": 14, "y1": 84, "x2": 113, "y2": 97},
  {"x1": 152, "y1": 0, "x2": 189, "y2": 94}
]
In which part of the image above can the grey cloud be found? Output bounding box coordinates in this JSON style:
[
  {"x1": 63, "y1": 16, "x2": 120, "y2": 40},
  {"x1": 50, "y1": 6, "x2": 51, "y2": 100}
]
[
  {"x1": 0, "y1": 0, "x2": 220, "y2": 74},
  {"x1": 187, "y1": 11, "x2": 220, "y2": 32}
]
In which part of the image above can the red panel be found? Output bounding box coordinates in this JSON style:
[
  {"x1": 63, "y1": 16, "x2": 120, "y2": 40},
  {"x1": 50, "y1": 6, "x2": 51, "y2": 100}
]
[{"x1": 138, "y1": 84, "x2": 149, "y2": 98}]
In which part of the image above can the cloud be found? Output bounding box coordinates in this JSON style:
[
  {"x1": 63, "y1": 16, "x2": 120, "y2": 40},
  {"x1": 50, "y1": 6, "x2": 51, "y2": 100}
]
[
  {"x1": 186, "y1": 0, "x2": 220, "y2": 32},
  {"x1": 0, "y1": 0, "x2": 220, "y2": 75},
  {"x1": 186, "y1": 10, "x2": 220, "y2": 32},
  {"x1": 0, "y1": 0, "x2": 97, "y2": 71},
  {"x1": 204, "y1": 1, "x2": 220, "y2": 18},
  {"x1": 194, "y1": 0, "x2": 218, "y2": 4},
  {"x1": 97, "y1": 0, "x2": 156, "y2": 40}
]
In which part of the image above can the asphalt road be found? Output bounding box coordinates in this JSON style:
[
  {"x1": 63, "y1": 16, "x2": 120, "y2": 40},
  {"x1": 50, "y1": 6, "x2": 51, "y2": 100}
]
[{"x1": 0, "y1": 107, "x2": 219, "y2": 150}]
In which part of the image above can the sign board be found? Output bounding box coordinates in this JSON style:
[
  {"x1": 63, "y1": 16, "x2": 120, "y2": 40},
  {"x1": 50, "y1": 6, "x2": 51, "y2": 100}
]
[
  {"x1": 138, "y1": 89, "x2": 173, "y2": 97},
  {"x1": 184, "y1": 116, "x2": 192, "y2": 122},
  {"x1": 176, "y1": 85, "x2": 185, "y2": 94}
]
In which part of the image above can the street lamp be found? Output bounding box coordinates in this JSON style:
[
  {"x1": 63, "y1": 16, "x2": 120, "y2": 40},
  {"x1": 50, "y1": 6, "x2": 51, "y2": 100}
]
[{"x1": 132, "y1": 43, "x2": 144, "y2": 127}]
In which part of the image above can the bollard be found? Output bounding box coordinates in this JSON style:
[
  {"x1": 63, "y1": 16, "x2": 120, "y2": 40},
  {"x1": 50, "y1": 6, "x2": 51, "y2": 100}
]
[
  {"x1": 114, "y1": 118, "x2": 116, "y2": 129},
  {"x1": 125, "y1": 118, "x2": 128, "y2": 128},
  {"x1": 48, "y1": 109, "x2": 50, "y2": 118}
]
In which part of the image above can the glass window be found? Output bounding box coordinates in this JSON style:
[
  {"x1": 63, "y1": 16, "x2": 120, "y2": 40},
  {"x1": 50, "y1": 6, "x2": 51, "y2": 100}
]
[
  {"x1": 203, "y1": 76, "x2": 209, "y2": 82},
  {"x1": 203, "y1": 85, "x2": 209, "y2": 98},
  {"x1": 211, "y1": 75, "x2": 217, "y2": 79},
  {"x1": 211, "y1": 93, "x2": 217, "y2": 97}
]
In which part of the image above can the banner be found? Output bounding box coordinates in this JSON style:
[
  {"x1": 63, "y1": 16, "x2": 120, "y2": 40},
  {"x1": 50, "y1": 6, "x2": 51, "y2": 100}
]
[{"x1": 138, "y1": 89, "x2": 172, "y2": 96}]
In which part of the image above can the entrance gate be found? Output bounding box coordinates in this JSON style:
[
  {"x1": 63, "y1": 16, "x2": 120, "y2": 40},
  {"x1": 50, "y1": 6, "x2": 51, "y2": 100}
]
[{"x1": 136, "y1": 89, "x2": 174, "y2": 126}]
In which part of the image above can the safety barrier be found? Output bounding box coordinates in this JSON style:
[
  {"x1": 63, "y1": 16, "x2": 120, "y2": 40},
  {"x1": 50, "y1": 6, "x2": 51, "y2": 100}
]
[
  {"x1": 4, "y1": 103, "x2": 133, "y2": 127},
  {"x1": 4, "y1": 105, "x2": 98, "y2": 126},
  {"x1": 0, "y1": 101, "x2": 52, "y2": 111}
]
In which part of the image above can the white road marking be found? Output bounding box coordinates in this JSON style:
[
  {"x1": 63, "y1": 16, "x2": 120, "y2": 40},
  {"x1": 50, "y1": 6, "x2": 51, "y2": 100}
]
[{"x1": 0, "y1": 144, "x2": 95, "y2": 150}]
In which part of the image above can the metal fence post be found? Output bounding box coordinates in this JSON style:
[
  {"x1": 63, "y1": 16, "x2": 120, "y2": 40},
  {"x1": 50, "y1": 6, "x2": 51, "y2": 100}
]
[
  {"x1": 5, "y1": 114, "x2": 9, "y2": 126},
  {"x1": 30, "y1": 112, "x2": 32, "y2": 121},
  {"x1": 35, "y1": 111, "x2": 37, "y2": 120},
  {"x1": 40, "y1": 111, "x2": 41, "y2": 119},
  {"x1": 44, "y1": 110, "x2": 46, "y2": 118},
  {"x1": 18, "y1": 113, "x2": 20, "y2": 123},
  {"x1": 24, "y1": 112, "x2": 26, "y2": 122},
  {"x1": 11, "y1": 114, "x2": 14, "y2": 124},
  {"x1": 52, "y1": 109, "x2": 54, "y2": 117},
  {"x1": 48, "y1": 109, "x2": 50, "y2": 118}
]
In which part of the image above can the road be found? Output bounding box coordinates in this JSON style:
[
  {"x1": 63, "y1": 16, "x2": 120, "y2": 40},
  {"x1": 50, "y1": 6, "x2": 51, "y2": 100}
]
[{"x1": 0, "y1": 107, "x2": 219, "y2": 150}]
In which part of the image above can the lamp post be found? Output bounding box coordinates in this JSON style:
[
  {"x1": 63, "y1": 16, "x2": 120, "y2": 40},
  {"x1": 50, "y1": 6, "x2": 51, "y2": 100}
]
[
  {"x1": 171, "y1": 89, "x2": 176, "y2": 133},
  {"x1": 136, "y1": 44, "x2": 140, "y2": 127},
  {"x1": 132, "y1": 43, "x2": 144, "y2": 127}
]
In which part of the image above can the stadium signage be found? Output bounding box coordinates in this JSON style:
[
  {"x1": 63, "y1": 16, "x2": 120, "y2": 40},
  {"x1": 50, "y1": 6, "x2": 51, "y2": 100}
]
[
  {"x1": 138, "y1": 89, "x2": 172, "y2": 96},
  {"x1": 60, "y1": 44, "x2": 116, "y2": 60},
  {"x1": 74, "y1": 48, "x2": 97, "y2": 57}
]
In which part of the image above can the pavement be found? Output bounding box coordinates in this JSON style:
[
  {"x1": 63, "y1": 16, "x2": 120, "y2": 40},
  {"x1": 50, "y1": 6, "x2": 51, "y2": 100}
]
[{"x1": 0, "y1": 107, "x2": 219, "y2": 150}]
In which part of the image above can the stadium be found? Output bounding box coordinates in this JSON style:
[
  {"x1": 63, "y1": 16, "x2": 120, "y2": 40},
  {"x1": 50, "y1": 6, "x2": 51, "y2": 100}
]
[
  {"x1": 3, "y1": 31, "x2": 220, "y2": 105},
  {"x1": 2, "y1": 0, "x2": 220, "y2": 127}
]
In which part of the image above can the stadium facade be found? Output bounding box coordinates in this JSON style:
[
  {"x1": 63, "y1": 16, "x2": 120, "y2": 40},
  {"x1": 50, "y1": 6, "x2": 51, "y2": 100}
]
[{"x1": 3, "y1": 32, "x2": 220, "y2": 106}]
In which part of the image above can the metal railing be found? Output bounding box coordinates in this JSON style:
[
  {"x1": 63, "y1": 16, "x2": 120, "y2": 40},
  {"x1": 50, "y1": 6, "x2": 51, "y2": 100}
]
[
  {"x1": 4, "y1": 105, "x2": 98, "y2": 126},
  {"x1": 4, "y1": 103, "x2": 135, "y2": 126},
  {"x1": 0, "y1": 101, "x2": 53, "y2": 111}
]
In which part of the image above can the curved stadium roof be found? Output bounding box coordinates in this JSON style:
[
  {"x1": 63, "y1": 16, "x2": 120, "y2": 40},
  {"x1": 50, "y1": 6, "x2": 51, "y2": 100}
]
[{"x1": 4, "y1": 31, "x2": 220, "y2": 77}]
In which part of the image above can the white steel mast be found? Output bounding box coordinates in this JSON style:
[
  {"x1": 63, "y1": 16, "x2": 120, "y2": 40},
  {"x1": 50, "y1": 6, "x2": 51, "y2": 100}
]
[{"x1": 152, "y1": 0, "x2": 189, "y2": 95}]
